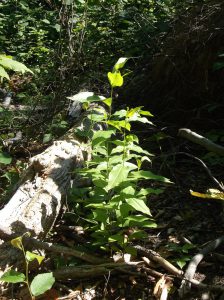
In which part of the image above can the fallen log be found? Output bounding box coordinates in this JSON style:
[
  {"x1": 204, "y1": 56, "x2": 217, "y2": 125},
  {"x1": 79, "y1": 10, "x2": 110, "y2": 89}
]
[{"x1": 0, "y1": 103, "x2": 105, "y2": 273}]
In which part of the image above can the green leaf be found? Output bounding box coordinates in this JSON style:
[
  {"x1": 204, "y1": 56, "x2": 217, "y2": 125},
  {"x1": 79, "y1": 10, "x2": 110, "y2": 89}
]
[
  {"x1": 123, "y1": 216, "x2": 157, "y2": 228},
  {"x1": 43, "y1": 133, "x2": 52, "y2": 144},
  {"x1": 0, "y1": 65, "x2": 9, "y2": 80},
  {"x1": 139, "y1": 109, "x2": 153, "y2": 117},
  {"x1": 107, "y1": 120, "x2": 130, "y2": 131},
  {"x1": 0, "y1": 55, "x2": 33, "y2": 74},
  {"x1": 26, "y1": 251, "x2": 45, "y2": 265},
  {"x1": 11, "y1": 236, "x2": 23, "y2": 250},
  {"x1": 106, "y1": 163, "x2": 137, "y2": 191},
  {"x1": 112, "y1": 109, "x2": 127, "y2": 119},
  {"x1": 0, "y1": 270, "x2": 25, "y2": 283},
  {"x1": 130, "y1": 170, "x2": 172, "y2": 183},
  {"x1": 92, "y1": 130, "x2": 114, "y2": 147},
  {"x1": 103, "y1": 97, "x2": 112, "y2": 107},
  {"x1": 108, "y1": 71, "x2": 123, "y2": 87},
  {"x1": 126, "y1": 198, "x2": 151, "y2": 216},
  {"x1": 30, "y1": 272, "x2": 55, "y2": 297},
  {"x1": 137, "y1": 188, "x2": 164, "y2": 196},
  {"x1": 113, "y1": 57, "x2": 129, "y2": 71},
  {"x1": 0, "y1": 152, "x2": 12, "y2": 165},
  {"x1": 108, "y1": 233, "x2": 124, "y2": 244}
]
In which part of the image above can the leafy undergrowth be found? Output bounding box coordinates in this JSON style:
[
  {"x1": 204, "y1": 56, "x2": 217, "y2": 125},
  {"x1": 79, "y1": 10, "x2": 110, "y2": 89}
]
[
  {"x1": 1, "y1": 58, "x2": 224, "y2": 299},
  {"x1": 30, "y1": 124, "x2": 223, "y2": 300}
]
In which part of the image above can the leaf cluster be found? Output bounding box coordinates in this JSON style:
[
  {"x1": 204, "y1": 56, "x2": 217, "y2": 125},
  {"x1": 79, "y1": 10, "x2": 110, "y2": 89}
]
[{"x1": 69, "y1": 58, "x2": 170, "y2": 253}]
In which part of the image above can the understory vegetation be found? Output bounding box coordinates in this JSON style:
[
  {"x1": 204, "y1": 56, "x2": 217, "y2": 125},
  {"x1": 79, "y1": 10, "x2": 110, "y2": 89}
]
[{"x1": 0, "y1": 0, "x2": 224, "y2": 299}]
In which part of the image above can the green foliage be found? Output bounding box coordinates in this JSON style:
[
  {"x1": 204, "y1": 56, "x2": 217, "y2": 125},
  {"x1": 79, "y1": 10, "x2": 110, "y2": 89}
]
[
  {"x1": 0, "y1": 55, "x2": 32, "y2": 81},
  {"x1": 69, "y1": 58, "x2": 170, "y2": 252},
  {"x1": 0, "y1": 233, "x2": 55, "y2": 298},
  {"x1": 166, "y1": 242, "x2": 196, "y2": 269}
]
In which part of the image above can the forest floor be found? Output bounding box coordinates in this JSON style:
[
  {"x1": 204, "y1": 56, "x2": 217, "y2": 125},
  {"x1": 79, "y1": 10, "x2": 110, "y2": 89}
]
[
  {"x1": 43, "y1": 120, "x2": 224, "y2": 300},
  {"x1": 1, "y1": 118, "x2": 224, "y2": 300}
]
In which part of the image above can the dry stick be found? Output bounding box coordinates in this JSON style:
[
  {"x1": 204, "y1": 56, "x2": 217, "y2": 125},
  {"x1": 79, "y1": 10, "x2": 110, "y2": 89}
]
[
  {"x1": 142, "y1": 267, "x2": 224, "y2": 293},
  {"x1": 179, "y1": 235, "x2": 224, "y2": 298},
  {"x1": 172, "y1": 151, "x2": 224, "y2": 192},
  {"x1": 134, "y1": 245, "x2": 183, "y2": 276},
  {"x1": 178, "y1": 128, "x2": 224, "y2": 156}
]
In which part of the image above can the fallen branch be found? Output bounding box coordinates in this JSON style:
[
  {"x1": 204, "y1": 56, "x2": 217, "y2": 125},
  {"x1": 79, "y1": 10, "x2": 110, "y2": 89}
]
[
  {"x1": 134, "y1": 245, "x2": 183, "y2": 276},
  {"x1": 178, "y1": 128, "x2": 224, "y2": 156},
  {"x1": 179, "y1": 235, "x2": 224, "y2": 297},
  {"x1": 167, "y1": 152, "x2": 224, "y2": 191}
]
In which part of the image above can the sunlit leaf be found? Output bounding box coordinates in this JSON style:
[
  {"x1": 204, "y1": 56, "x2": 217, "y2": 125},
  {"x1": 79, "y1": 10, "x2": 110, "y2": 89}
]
[
  {"x1": 30, "y1": 272, "x2": 55, "y2": 297},
  {"x1": 0, "y1": 152, "x2": 12, "y2": 165},
  {"x1": 126, "y1": 198, "x2": 151, "y2": 215},
  {"x1": 0, "y1": 270, "x2": 25, "y2": 283},
  {"x1": 130, "y1": 170, "x2": 171, "y2": 183},
  {"x1": 108, "y1": 71, "x2": 123, "y2": 87},
  {"x1": 113, "y1": 57, "x2": 129, "y2": 71},
  {"x1": 0, "y1": 65, "x2": 9, "y2": 80},
  {"x1": 106, "y1": 163, "x2": 136, "y2": 191},
  {"x1": 103, "y1": 97, "x2": 112, "y2": 107},
  {"x1": 26, "y1": 251, "x2": 45, "y2": 265},
  {"x1": 11, "y1": 236, "x2": 23, "y2": 250},
  {"x1": 0, "y1": 55, "x2": 33, "y2": 74}
]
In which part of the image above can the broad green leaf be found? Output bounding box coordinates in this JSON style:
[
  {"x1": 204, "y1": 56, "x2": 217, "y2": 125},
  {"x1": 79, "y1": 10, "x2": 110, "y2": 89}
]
[
  {"x1": 121, "y1": 185, "x2": 136, "y2": 195},
  {"x1": 108, "y1": 71, "x2": 123, "y2": 87},
  {"x1": 43, "y1": 133, "x2": 52, "y2": 144},
  {"x1": 92, "y1": 130, "x2": 114, "y2": 147},
  {"x1": 0, "y1": 65, "x2": 9, "y2": 80},
  {"x1": 126, "y1": 107, "x2": 143, "y2": 118},
  {"x1": 11, "y1": 236, "x2": 23, "y2": 250},
  {"x1": 0, "y1": 55, "x2": 33, "y2": 74},
  {"x1": 127, "y1": 144, "x2": 151, "y2": 155},
  {"x1": 0, "y1": 152, "x2": 12, "y2": 165},
  {"x1": 106, "y1": 163, "x2": 136, "y2": 191},
  {"x1": 128, "y1": 115, "x2": 153, "y2": 124},
  {"x1": 125, "y1": 134, "x2": 139, "y2": 143},
  {"x1": 126, "y1": 198, "x2": 151, "y2": 215},
  {"x1": 0, "y1": 270, "x2": 25, "y2": 283},
  {"x1": 108, "y1": 233, "x2": 125, "y2": 244},
  {"x1": 124, "y1": 217, "x2": 157, "y2": 228},
  {"x1": 137, "y1": 188, "x2": 164, "y2": 196},
  {"x1": 92, "y1": 209, "x2": 109, "y2": 222},
  {"x1": 130, "y1": 170, "x2": 171, "y2": 183},
  {"x1": 30, "y1": 272, "x2": 55, "y2": 297},
  {"x1": 26, "y1": 251, "x2": 45, "y2": 265},
  {"x1": 139, "y1": 109, "x2": 153, "y2": 117},
  {"x1": 113, "y1": 57, "x2": 129, "y2": 71},
  {"x1": 103, "y1": 97, "x2": 112, "y2": 107},
  {"x1": 107, "y1": 120, "x2": 130, "y2": 131},
  {"x1": 112, "y1": 109, "x2": 127, "y2": 119}
]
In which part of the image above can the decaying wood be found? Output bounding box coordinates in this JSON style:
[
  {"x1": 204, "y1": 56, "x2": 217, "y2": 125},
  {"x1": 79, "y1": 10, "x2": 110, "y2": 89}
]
[
  {"x1": 178, "y1": 128, "x2": 224, "y2": 156},
  {"x1": 0, "y1": 105, "x2": 106, "y2": 275},
  {"x1": 0, "y1": 136, "x2": 84, "y2": 238}
]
